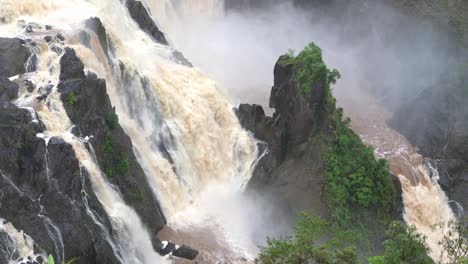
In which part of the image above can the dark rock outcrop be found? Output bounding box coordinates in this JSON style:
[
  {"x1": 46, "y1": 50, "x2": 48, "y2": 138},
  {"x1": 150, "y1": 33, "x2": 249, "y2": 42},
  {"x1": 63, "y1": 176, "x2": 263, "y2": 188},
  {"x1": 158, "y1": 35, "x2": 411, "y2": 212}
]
[
  {"x1": 0, "y1": 101, "x2": 120, "y2": 264},
  {"x1": 0, "y1": 38, "x2": 30, "y2": 78},
  {"x1": 236, "y1": 55, "x2": 330, "y2": 216},
  {"x1": 57, "y1": 47, "x2": 167, "y2": 245},
  {"x1": 125, "y1": 0, "x2": 168, "y2": 45},
  {"x1": 172, "y1": 245, "x2": 199, "y2": 260},
  {"x1": 390, "y1": 79, "x2": 468, "y2": 214},
  {"x1": 59, "y1": 48, "x2": 85, "y2": 81},
  {"x1": 0, "y1": 78, "x2": 19, "y2": 102},
  {"x1": 84, "y1": 17, "x2": 111, "y2": 58}
]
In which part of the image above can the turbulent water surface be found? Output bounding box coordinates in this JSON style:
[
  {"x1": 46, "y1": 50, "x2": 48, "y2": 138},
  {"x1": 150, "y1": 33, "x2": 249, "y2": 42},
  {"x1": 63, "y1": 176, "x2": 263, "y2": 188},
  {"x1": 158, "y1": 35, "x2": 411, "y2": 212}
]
[{"x1": 0, "y1": 0, "x2": 460, "y2": 263}]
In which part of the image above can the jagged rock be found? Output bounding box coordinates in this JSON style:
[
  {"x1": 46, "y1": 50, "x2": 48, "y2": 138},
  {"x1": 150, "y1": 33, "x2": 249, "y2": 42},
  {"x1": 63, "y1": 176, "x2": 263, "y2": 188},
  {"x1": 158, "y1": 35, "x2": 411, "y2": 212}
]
[
  {"x1": 0, "y1": 78, "x2": 19, "y2": 102},
  {"x1": 172, "y1": 245, "x2": 199, "y2": 260},
  {"x1": 125, "y1": 0, "x2": 168, "y2": 45},
  {"x1": 158, "y1": 241, "x2": 176, "y2": 256},
  {"x1": 59, "y1": 48, "x2": 85, "y2": 81},
  {"x1": 0, "y1": 102, "x2": 120, "y2": 264},
  {"x1": 0, "y1": 38, "x2": 119, "y2": 264},
  {"x1": 58, "y1": 47, "x2": 166, "y2": 239},
  {"x1": 0, "y1": 38, "x2": 30, "y2": 77},
  {"x1": 85, "y1": 17, "x2": 110, "y2": 56},
  {"x1": 236, "y1": 54, "x2": 330, "y2": 217}
]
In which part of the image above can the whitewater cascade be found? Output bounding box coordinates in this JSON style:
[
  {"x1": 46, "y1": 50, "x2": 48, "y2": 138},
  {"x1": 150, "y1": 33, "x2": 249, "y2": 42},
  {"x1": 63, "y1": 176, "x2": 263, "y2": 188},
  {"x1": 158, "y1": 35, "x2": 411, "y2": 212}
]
[
  {"x1": 0, "y1": 0, "x2": 259, "y2": 263},
  {"x1": 150, "y1": 1, "x2": 459, "y2": 261},
  {"x1": 0, "y1": 0, "x2": 460, "y2": 263},
  {"x1": 346, "y1": 97, "x2": 456, "y2": 262}
]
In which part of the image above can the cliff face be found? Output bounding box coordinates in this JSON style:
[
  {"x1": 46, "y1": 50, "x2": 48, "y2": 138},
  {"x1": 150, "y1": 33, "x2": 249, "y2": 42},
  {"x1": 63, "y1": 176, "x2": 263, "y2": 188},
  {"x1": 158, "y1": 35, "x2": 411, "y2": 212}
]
[
  {"x1": 390, "y1": 77, "x2": 468, "y2": 215},
  {"x1": 236, "y1": 54, "x2": 331, "y2": 216},
  {"x1": 0, "y1": 38, "x2": 120, "y2": 264}
]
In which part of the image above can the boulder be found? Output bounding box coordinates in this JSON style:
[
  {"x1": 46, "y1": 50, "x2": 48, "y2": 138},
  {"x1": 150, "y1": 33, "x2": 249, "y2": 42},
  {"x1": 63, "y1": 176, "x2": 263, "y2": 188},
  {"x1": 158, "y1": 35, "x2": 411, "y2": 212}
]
[
  {"x1": 0, "y1": 38, "x2": 30, "y2": 77},
  {"x1": 0, "y1": 78, "x2": 19, "y2": 102},
  {"x1": 59, "y1": 48, "x2": 85, "y2": 81},
  {"x1": 172, "y1": 245, "x2": 199, "y2": 260},
  {"x1": 158, "y1": 241, "x2": 176, "y2": 256}
]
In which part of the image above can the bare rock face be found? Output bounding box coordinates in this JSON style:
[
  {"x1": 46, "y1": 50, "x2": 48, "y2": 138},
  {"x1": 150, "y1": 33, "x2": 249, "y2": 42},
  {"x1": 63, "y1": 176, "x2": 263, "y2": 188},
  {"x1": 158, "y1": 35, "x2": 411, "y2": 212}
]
[
  {"x1": 0, "y1": 38, "x2": 30, "y2": 78},
  {"x1": 235, "y1": 55, "x2": 330, "y2": 217},
  {"x1": 0, "y1": 90, "x2": 119, "y2": 264},
  {"x1": 57, "y1": 46, "x2": 167, "y2": 241},
  {"x1": 125, "y1": 0, "x2": 168, "y2": 45}
]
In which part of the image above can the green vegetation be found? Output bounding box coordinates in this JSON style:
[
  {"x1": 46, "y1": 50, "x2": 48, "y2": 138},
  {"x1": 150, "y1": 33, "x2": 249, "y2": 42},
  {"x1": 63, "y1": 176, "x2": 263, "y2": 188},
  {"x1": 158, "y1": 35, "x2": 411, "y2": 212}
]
[
  {"x1": 101, "y1": 136, "x2": 130, "y2": 177},
  {"x1": 436, "y1": 218, "x2": 468, "y2": 264},
  {"x1": 259, "y1": 213, "x2": 468, "y2": 264},
  {"x1": 129, "y1": 185, "x2": 143, "y2": 201},
  {"x1": 280, "y1": 43, "x2": 341, "y2": 95},
  {"x1": 42, "y1": 254, "x2": 77, "y2": 264},
  {"x1": 283, "y1": 43, "x2": 395, "y2": 225},
  {"x1": 258, "y1": 212, "x2": 361, "y2": 264},
  {"x1": 106, "y1": 112, "x2": 119, "y2": 130},
  {"x1": 368, "y1": 222, "x2": 433, "y2": 264},
  {"x1": 66, "y1": 91, "x2": 78, "y2": 105},
  {"x1": 323, "y1": 112, "x2": 395, "y2": 224}
]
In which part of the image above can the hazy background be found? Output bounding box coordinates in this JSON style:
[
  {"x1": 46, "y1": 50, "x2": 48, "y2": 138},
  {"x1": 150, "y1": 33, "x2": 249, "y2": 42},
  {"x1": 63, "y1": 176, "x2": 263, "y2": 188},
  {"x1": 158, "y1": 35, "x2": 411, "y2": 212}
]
[{"x1": 157, "y1": 0, "x2": 465, "y2": 115}]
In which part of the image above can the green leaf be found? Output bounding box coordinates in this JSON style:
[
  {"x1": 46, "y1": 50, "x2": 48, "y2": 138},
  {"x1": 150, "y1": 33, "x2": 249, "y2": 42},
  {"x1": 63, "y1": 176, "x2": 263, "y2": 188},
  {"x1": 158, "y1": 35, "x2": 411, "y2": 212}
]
[{"x1": 48, "y1": 255, "x2": 55, "y2": 264}]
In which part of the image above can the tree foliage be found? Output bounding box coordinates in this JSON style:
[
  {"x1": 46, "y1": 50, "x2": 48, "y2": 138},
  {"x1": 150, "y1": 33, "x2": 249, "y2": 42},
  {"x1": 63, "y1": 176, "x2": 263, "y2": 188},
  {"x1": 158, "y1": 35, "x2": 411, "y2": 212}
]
[
  {"x1": 368, "y1": 221, "x2": 433, "y2": 264},
  {"x1": 437, "y1": 218, "x2": 468, "y2": 264},
  {"x1": 258, "y1": 212, "x2": 361, "y2": 264},
  {"x1": 323, "y1": 110, "x2": 395, "y2": 224}
]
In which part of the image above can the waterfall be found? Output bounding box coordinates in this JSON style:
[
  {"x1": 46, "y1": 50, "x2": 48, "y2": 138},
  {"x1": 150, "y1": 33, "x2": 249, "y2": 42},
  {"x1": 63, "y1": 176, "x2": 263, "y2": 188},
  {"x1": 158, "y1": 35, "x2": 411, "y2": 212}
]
[
  {"x1": 1, "y1": 0, "x2": 259, "y2": 262},
  {"x1": 0, "y1": 219, "x2": 40, "y2": 264},
  {"x1": 347, "y1": 97, "x2": 456, "y2": 262}
]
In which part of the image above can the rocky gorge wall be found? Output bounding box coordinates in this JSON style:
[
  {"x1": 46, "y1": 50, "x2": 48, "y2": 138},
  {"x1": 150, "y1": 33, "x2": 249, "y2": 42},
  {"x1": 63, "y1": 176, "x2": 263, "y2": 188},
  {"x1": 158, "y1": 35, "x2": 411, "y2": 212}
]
[{"x1": 0, "y1": 1, "x2": 199, "y2": 263}]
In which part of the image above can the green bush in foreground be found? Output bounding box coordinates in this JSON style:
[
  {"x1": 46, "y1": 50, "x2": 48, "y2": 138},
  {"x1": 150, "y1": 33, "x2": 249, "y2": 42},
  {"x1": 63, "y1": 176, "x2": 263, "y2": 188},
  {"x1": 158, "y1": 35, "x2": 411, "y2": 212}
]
[
  {"x1": 368, "y1": 221, "x2": 433, "y2": 264},
  {"x1": 257, "y1": 212, "x2": 440, "y2": 264},
  {"x1": 258, "y1": 212, "x2": 361, "y2": 264}
]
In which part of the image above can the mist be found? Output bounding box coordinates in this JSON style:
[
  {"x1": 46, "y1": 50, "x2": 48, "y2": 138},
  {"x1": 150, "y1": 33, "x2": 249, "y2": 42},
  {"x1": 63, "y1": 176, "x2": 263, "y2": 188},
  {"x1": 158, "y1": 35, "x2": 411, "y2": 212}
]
[
  {"x1": 153, "y1": 0, "x2": 461, "y2": 113},
  {"x1": 141, "y1": 0, "x2": 466, "y2": 254}
]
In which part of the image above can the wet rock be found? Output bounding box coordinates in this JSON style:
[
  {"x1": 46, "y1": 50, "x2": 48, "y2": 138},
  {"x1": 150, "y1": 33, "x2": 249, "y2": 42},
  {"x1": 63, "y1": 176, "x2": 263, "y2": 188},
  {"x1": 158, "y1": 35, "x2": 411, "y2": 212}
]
[
  {"x1": 172, "y1": 245, "x2": 199, "y2": 260},
  {"x1": 50, "y1": 45, "x2": 63, "y2": 55},
  {"x1": 125, "y1": 0, "x2": 168, "y2": 44},
  {"x1": 0, "y1": 40, "x2": 120, "y2": 264},
  {"x1": 44, "y1": 35, "x2": 53, "y2": 43},
  {"x1": 45, "y1": 25, "x2": 52, "y2": 30},
  {"x1": 78, "y1": 30, "x2": 91, "y2": 47},
  {"x1": 158, "y1": 241, "x2": 176, "y2": 256},
  {"x1": 0, "y1": 38, "x2": 30, "y2": 77},
  {"x1": 58, "y1": 47, "x2": 166, "y2": 236},
  {"x1": 85, "y1": 17, "x2": 110, "y2": 56},
  {"x1": 235, "y1": 55, "x2": 332, "y2": 217},
  {"x1": 59, "y1": 48, "x2": 85, "y2": 81},
  {"x1": 171, "y1": 50, "x2": 193, "y2": 67},
  {"x1": 24, "y1": 79, "x2": 35, "y2": 92},
  {"x1": 0, "y1": 78, "x2": 19, "y2": 102},
  {"x1": 56, "y1": 33, "x2": 65, "y2": 42}
]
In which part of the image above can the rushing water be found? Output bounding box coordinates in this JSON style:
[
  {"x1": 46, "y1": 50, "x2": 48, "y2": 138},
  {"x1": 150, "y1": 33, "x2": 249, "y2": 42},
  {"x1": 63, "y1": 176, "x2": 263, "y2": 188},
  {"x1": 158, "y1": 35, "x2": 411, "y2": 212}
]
[
  {"x1": 0, "y1": 0, "x2": 460, "y2": 263},
  {"x1": 338, "y1": 92, "x2": 455, "y2": 262},
  {"x1": 0, "y1": 0, "x2": 259, "y2": 263}
]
